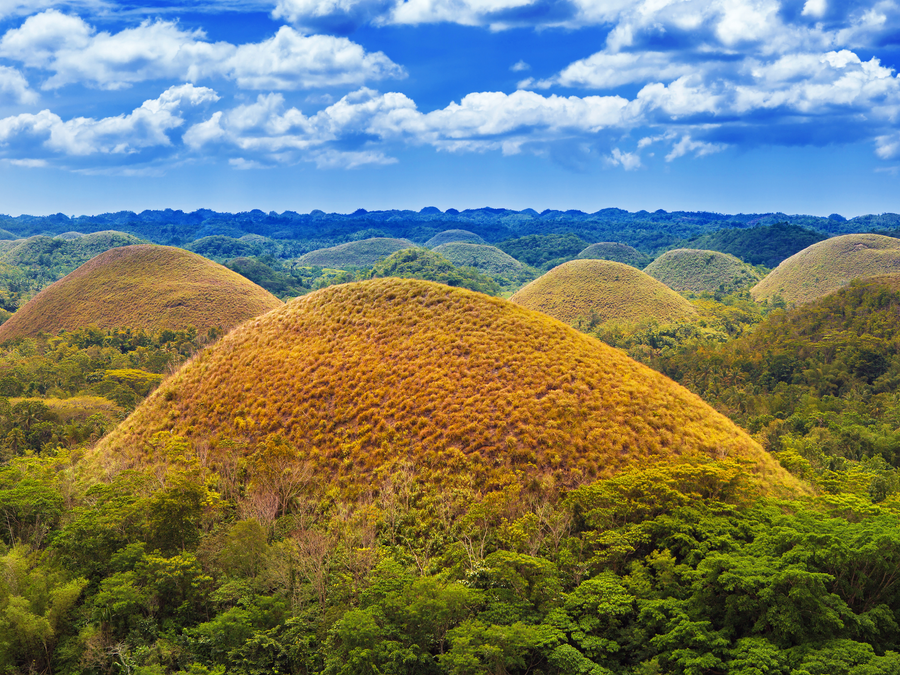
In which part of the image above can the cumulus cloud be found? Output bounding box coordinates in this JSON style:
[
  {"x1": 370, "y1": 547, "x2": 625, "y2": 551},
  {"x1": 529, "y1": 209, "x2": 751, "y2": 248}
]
[
  {"x1": 0, "y1": 10, "x2": 404, "y2": 90},
  {"x1": 0, "y1": 84, "x2": 217, "y2": 168},
  {"x1": 0, "y1": 65, "x2": 37, "y2": 103}
]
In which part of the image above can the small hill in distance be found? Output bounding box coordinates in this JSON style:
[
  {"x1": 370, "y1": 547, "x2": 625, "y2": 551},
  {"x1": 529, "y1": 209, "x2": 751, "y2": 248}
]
[
  {"x1": 424, "y1": 229, "x2": 486, "y2": 248},
  {"x1": 684, "y1": 222, "x2": 827, "y2": 267},
  {"x1": 295, "y1": 237, "x2": 416, "y2": 269},
  {"x1": 0, "y1": 231, "x2": 146, "y2": 267},
  {"x1": 644, "y1": 249, "x2": 762, "y2": 293},
  {"x1": 94, "y1": 278, "x2": 792, "y2": 493},
  {"x1": 511, "y1": 259, "x2": 698, "y2": 327},
  {"x1": 576, "y1": 242, "x2": 650, "y2": 268},
  {"x1": 497, "y1": 233, "x2": 590, "y2": 270},
  {"x1": 431, "y1": 242, "x2": 526, "y2": 277},
  {"x1": 368, "y1": 248, "x2": 501, "y2": 295},
  {"x1": 751, "y1": 234, "x2": 900, "y2": 305},
  {"x1": 0, "y1": 245, "x2": 283, "y2": 341}
]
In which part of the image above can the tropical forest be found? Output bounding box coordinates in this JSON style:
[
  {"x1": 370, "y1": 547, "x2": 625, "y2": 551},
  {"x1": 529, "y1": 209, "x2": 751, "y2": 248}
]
[{"x1": 4, "y1": 207, "x2": 900, "y2": 675}]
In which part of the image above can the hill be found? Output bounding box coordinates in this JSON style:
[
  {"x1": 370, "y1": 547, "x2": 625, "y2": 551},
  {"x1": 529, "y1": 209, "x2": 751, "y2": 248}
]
[
  {"x1": 751, "y1": 233, "x2": 900, "y2": 304},
  {"x1": 431, "y1": 242, "x2": 526, "y2": 277},
  {"x1": 295, "y1": 237, "x2": 416, "y2": 268},
  {"x1": 0, "y1": 245, "x2": 283, "y2": 341},
  {"x1": 511, "y1": 259, "x2": 698, "y2": 327},
  {"x1": 643, "y1": 248, "x2": 762, "y2": 293},
  {"x1": 368, "y1": 248, "x2": 501, "y2": 295},
  {"x1": 93, "y1": 277, "x2": 789, "y2": 492},
  {"x1": 575, "y1": 242, "x2": 650, "y2": 268},
  {"x1": 684, "y1": 222, "x2": 827, "y2": 267},
  {"x1": 424, "y1": 229, "x2": 486, "y2": 248},
  {"x1": 496, "y1": 233, "x2": 590, "y2": 269},
  {"x1": 224, "y1": 257, "x2": 307, "y2": 298}
]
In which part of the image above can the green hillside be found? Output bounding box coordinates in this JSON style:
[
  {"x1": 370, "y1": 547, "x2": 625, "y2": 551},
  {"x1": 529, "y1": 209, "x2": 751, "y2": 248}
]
[
  {"x1": 497, "y1": 233, "x2": 590, "y2": 269},
  {"x1": 431, "y1": 242, "x2": 527, "y2": 277},
  {"x1": 576, "y1": 242, "x2": 650, "y2": 268},
  {"x1": 644, "y1": 248, "x2": 762, "y2": 293},
  {"x1": 295, "y1": 237, "x2": 416, "y2": 268},
  {"x1": 685, "y1": 222, "x2": 827, "y2": 267},
  {"x1": 751, "y1": 233, "x2": 900, "y2": 304},
  {"x1": 424, "y1": 229, "x2": 486, "y2": 248}
]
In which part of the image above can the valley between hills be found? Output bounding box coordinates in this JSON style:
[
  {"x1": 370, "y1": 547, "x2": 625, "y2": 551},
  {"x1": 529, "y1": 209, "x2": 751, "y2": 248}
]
[{"x1": 3, "y1": 207, "x2": 900, "y2": 674}]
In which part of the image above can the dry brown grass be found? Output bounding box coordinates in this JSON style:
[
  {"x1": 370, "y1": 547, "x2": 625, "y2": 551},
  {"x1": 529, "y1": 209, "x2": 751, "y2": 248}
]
[
  {"x1": 510, "y1": 259, "x2": 698, "y2": 327},
  {"x1": 92, "y1": 277, "x2": 794, "y2": 495},
  {"x1": 0, "y1": 245, "x2": 283, "y2": 340},
  {"x1": 751, "y1": 234, "x2": 900, "y2": 304}
]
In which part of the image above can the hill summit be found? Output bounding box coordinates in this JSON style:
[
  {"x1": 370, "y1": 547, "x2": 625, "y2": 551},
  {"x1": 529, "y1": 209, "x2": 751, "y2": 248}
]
[
  {"x1": 94, "y1": 278, "x2": 789, "y2": 492},
  {"x1": 0, "y1": 245, "x2": 282, "y2": 340},
  {"x1": 751, "y1": 234, "x2": 900, "y2": 304},
  {"x1": 644, "y1": 248, "x2": 761, "y2": 293},
  {"x1": 510, "y1": 259, "x2": 698, "y2": 327}
]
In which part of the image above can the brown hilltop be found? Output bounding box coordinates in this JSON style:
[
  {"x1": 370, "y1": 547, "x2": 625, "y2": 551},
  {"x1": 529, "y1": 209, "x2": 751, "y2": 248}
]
[
  {"x1": 0, "y1": 245, "x2": 283, "y2": 340},
  {"x1": 511, "y1": 259, "x2": 698, "y2": 326},
  {"x1": 94, "y1": 278, "x2": 793, "y2": 494}
]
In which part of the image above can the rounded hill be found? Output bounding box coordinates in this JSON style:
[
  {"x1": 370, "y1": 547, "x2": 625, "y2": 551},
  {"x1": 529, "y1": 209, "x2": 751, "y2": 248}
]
[
  {"x1": 424, "y1": 229, "x2": 486, "y2": 248},
  {"x1": 296, "y1": 237, "x2": 416, "y2": 269},
  {"x1": 431, "y1": 242, "x2": 525, "y2": 276},
  {"x1": 576, "y1": 242, "x2": 650, "y2": 268},
  {"x1": 751, "y1": 234, "x2": 900, "y2": 304},
  {"x1": 94, "y1": 278, "x2": 788, "y2": 492},
  {"x1": 511, "y1": 259, "x2": 698, "y2": 327},
  {"x1": 0, "y1": 245, "x2": 283, "y2": 341},
  {"x1": 644, "y1": 248, "x2": 761, "y2": 293}
]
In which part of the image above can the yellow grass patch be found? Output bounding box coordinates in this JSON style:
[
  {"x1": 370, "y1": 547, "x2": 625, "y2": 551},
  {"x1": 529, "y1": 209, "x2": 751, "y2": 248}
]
[
  {"x1": 93, "y1": 278, "x2": 795, "y2": 495},
  {"x1": 0, "y1": 245, "x2": 283, "y2": 340},
  {"x1": 751, "y1": 234, "x2": 900, "y2": 305},
  {"x1": 510, "y1": 259, "x2": 698, "y2": 327}
]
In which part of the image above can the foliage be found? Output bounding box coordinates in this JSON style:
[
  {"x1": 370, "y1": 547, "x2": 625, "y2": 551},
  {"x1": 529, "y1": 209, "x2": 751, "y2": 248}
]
[
  {"x1": 511, "y1": 259, "x2": 698, "y2": 328},
  {"x1": 496, "y1": 233, "x2": 590, "y2": 270},
  {"x1": 684, "y1": 222, "x2": 827, "y2": 267},
  {"x1": 643, "y1": 249, "x2": 762, "y2": 294},
  {"x1": 425, "y1": 230, "x2": 487, "y2": 248},
  {"x1": 225, "y1": 257, "x2": 308, "y2": 299},
  {"x1": 0, "y1": 245, "x2": 283, "y2": 341},
  {"x1": 295, "y1": 238, "x2": 417, "y2": 269},
  {"x1": 575, "y1": 242, "x2": 651, "y2": 268},
  {"x1": 368, "y1": 248, "x2": 502, "y2": 295},
  {"x1": 752, "y1": 233, "x2": 900, "y2": 305}
]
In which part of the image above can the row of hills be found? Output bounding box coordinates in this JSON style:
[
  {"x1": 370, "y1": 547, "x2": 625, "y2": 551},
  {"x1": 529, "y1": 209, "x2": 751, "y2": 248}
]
[{"x1": 4, "y1": 210, "x2": 900, "y2": 672}]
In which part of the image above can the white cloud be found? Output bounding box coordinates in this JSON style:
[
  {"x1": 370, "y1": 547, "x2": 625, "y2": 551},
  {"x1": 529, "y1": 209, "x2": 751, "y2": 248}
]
[
  {"x1": 0, "y1": 10, "x2": 404, "y2": 91},
  {"x1": 606, "y1": 147, "x2": 642, "y2": 170},
  {"x1": 0, "y1": 65, "x2": 37, "y2": 103},
  {"x1": 536, "y1": 51, "x2": 695, "y2": 90},
  {"x1": 665, "y1": 135, "x2": 725, "y2": 161},
  {"x1": 511, "y1": 60, "x2": 529, "y2": 72},
  {"x1": 876, "y1": 132, "x2": 900, "y2": 159}
]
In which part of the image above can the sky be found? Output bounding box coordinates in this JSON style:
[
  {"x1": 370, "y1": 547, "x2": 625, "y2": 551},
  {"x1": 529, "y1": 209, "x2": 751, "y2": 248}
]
[{"x1": 0, "y1": 0, "x2": 898, "y2": 217}]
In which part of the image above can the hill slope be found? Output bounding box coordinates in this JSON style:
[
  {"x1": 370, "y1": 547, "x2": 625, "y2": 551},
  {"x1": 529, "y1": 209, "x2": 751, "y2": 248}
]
[
  {"x1": 431, "y1": 242, "x2": 526, "y2": 277},
  {"x1": 511, "y1": 259, "x2": 698, "y2": 326},
  {"x1": 576, "y1": 242, "x2": 650, "y2": 268},
  {"x1": 0, "y1": 245, "x2": 283, "y2": 340},
  {"x1": 424, "y1": 229, "x2": 486, "y2": 248},
  {"x1": 93, "y1": 278, "x2": 788, "y2": 491},
  {"x1": 295, "y1": 237, "x2": 416, "y2": 268},
  {"x1": 751, "y1": 234, "x2": 900, "y2": 304},
  {"x1": 684, "y1": 222, "x2": 827, "y2": 267},
  {"x1": 644, "y1": 248, "x2": 762, "y2": 293}
]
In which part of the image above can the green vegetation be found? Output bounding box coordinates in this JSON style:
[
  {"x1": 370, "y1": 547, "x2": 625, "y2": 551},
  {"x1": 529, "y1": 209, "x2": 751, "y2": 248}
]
[
  {"x1": 511, "y1": 259, "x2": 699, "y2": 328},
  {"x1": 0, "y1": 245, "x2": 283, "y2": 341},
  {"x1": 497, "y1": 233, "x2": 590, "y2": 270},
  {"x1": 684, "y1": 222, "x2": 827, "y2": 267},
  {"x1": 575, "y1": 242, "x2": 651, "y2": 268},
  {"x1": 424, "y1": 229, "x2": 486, "y2": 248},
  {"x1": 95, "y1": 278, "x2": 784, "y2": 494},
  {"x1": 752, "y1": 233, "x2": 900, "y2": 304},
  {"x1": 643, "y1": 248, "x2": 762, "y2": 293},
  {"x1": 367, "y1": 248, "x2": 502, "y2": 295},
  {"x1": 430, "y1": 243, "x2": 538, "y2": 293},
  {"x1": 225, "y1": 257, "x2": 307, "y2": 299},
  {"x1": 295, "y1": 238, "x2": 417, "y2": 269}
]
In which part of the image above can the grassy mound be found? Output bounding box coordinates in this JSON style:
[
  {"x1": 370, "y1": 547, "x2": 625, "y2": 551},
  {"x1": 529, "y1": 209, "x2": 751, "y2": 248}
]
[
  {"x1": 751, "y1": 234, "x2": 900, "y2": 304},
  {"x1": 431, "y1": 242, "x2": 526, "y2": 277},
  {"x1": 576, "y1": 242, "x2": 650, "y2": 268},
  {"x1": 93, "y1": 278, "x2": 790, "y2": 492},
  {"x1": 686, "y1": 222, "x2": 827, "y2": 267},
  {"x1": 0, "y1": 245, "x2": 283, "y2": 340},
  {"x1": 644, "y1": 248, "x2": 762, "y2": 293},
  {"x1": 511, "y1": 259, "x2": 698, "y2": 327},
  {"x1": 296, "y1": 238, "x2": 416, "y2": 269},
  {"x1": 424, "y1": 229, "x2": 486, "y2": 248}
]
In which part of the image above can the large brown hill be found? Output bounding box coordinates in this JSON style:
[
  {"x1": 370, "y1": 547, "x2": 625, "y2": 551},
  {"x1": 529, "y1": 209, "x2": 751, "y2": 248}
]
[
  {"x1": 751, "y1": 234, "x2": 900, "y2": 304},
  {"x1": 94, "y1": 278, "x2": 791, "y2": 493},
  {"x1": 0, "y1": 245, "x2": 283, "y2": 340},
  {"x1": 511, "y1": 259, "x2": 698, "y2": 326}
]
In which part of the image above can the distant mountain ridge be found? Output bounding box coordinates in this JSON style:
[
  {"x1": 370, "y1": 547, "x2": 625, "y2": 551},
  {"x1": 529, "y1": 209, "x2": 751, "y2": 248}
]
[{"x1": 1, "y1": 208, "x2": 896, "y2": 253}]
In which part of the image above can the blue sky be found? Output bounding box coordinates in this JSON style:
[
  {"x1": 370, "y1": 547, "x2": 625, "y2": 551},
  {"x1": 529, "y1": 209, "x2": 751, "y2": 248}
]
[{"x1": 0, "y1": 0, "x2": 898, "y2": 216}]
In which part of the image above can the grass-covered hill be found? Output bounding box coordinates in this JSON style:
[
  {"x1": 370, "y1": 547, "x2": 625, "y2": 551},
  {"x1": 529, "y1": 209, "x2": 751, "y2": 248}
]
[
  {"x1": 751, "y1": 233, "x2": 900, "y2": 304},
  {"x1": 94, "y1": 277, "x2": 789, "y2": 492},
  {"x1": 497, "y1": 233, "x2": 590, "y2": 269},
  {"x1": 431, "y1": 242, "x2": 527, "y2": 277},
  {"x1": 575, "y1": 242, "x2": 650, "y2": 268},
  {"x1": 0, "y1": 230, "x2": 145, "y2": 267},
  {"x1": 367, "y1": 248, "x2": 502, "y2": 295},
  {"x1": 295, "y1": 237, "x2": 416, "y2": 268},
  {"x1": 643, "y1": 248, "x2": 762, "y2": 293},
  {"x1": 683, "y1": 222, "x2": 828, "y2": 267},
  {"x1": 424, "y1": 229, "x2": 486, "y2": 248},
  {"x1": 0, "y1": 245, "x2": 283, "y2": 341},
  {"x1": 511, "y1": 259, "x2": 698, "y2": 327}
]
